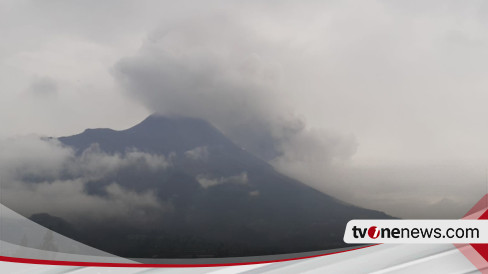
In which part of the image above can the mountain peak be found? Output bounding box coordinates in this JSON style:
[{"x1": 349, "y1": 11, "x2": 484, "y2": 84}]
[
  {"x1": 131, "y1": 113, "x2": 212, "y2": 130},
  {"x1": 59, "y1": 114, "x2": 234, "y2": 155}
]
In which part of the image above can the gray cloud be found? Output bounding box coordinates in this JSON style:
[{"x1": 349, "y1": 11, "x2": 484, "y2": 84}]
[
  {"x1": 113, "y1": 16, "x2": 357, "y2": 165},
  {"x1": 27, "y1": 77, "x2": 58, "y2": 98},
  {"x1": 274, "y1": 161, "x2": 485, "y2": 219},
  {"x1": 111, "y1": 9, "x2": 488, "y2": 218},
  {"x1": 3, "y1": 0, "x2": 488, "y2": 218},
  {"x1": 0, "y1": 136, "x2": 172, "y2": 226}
]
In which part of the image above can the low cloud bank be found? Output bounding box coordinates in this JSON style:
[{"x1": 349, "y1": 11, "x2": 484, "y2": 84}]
[{"x1": 0, "y1": 136, "x2": 172, "y2": 226}]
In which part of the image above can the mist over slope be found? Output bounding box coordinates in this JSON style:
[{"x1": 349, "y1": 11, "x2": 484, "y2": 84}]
[{"x1": 12, "y1": 114, "x2": 391, "y2": 258}]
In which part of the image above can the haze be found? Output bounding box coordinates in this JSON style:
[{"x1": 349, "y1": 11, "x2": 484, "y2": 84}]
[{"x1": 2, "y1": 0, "x2": 488, "y2": 218}]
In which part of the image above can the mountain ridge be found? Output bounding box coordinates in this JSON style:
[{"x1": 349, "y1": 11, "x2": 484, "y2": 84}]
[{"x1": 25, "y1": 114, "x2": 392, "y2": 258}]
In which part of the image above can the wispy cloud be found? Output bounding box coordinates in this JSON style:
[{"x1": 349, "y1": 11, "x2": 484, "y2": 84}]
[{"x1": 0, "y1": 136, "x2": 172, "y2": 226}]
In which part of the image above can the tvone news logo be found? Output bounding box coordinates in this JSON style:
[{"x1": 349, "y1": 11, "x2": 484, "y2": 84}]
[
  {"x1": 351, "y1": 224, "x2": 479, "y2": 240},
  {"x1": 345, "y1": 220, "x2": 483, "y2": 244}
]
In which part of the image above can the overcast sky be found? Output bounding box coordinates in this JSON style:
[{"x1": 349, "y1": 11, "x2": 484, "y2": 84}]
[{"x1": 2, "y1": 0, "x2": 488, "y2": 218}]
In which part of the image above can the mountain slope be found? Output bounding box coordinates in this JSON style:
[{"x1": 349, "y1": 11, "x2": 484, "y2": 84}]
[{"x1": 29, "y1": 114, "x2": 391, "y2": 258}]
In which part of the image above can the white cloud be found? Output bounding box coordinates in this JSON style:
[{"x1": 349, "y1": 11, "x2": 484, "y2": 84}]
[
  {"x1": 0, "y1": 136, "x2": 172, "y2": 225},
  {"x1": 249, "y1": 190, "x2": 260, "y2": 197},
  {"x1": 184, "y1": 146, "x2": 209, "y2": 161},
  {"x1": 196, "y1": 172, "x2": 248, "y2": 189}
]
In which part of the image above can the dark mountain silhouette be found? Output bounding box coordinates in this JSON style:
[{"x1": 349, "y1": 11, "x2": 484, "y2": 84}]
[
  {"x1": 29, "y1": 114, "x2": 390, "y2": 258},
  {"x1": 29, "y1": 213, "x2": 77, "y2": 239}
]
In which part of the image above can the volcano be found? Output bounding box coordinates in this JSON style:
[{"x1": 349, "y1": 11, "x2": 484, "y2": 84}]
[{"x1": 27, "y1": 114, "x2": 390, "y2": 258}]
